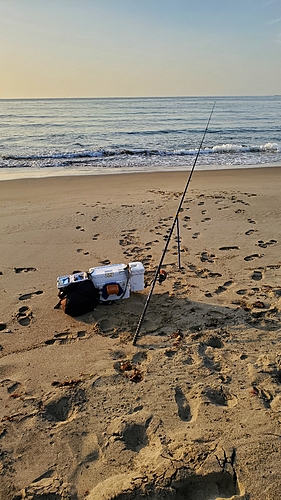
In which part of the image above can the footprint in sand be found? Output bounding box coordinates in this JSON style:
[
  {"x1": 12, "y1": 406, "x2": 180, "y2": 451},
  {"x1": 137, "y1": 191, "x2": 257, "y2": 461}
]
[
  {"x1": 200, "y1": 251, "x2": 216, "y2": 263},
  {"x1": 192, "y1": 232, "x2": 200, "y2": 239},
  {"x1": 14, "y1": 267, "x2": 36, "y2": 273},
  {"x1": 204, "y1": 386, "x2": 237, "y2": 408},
  {"x1": 219, "y1": 246, "x2": 239, "y2": 251},
  {"x1": 76, "y1": 225, "x2": 85, "y2": 231},
  {"x1": 266, "y1": 265, "x2": 281, "y2": 271},
  {"x1": 257, "y1": 239, "x2": 277, "y2": 248},
  {"x1": 214, "y1": 280, "x2": 234, "y2": 294},
  {"x1": 248, "y1": 385, "x2": 272, "y2": 410},
  {"x1": 45, "y1": 330, "x2": 88, "y2": 345},
  {"x1": 88, "y1": 462, "x2": 240, "y2": 499},
  {"x1": 206, "y1": 335, "x2": 224, "y2": 349},
  {"x1": 97, "y1": 318, "x2": 115, "y2": 335},
  {"x1": 244, "y1": 254, "x2": 263, "y2": 262},
  {"x1": 174, "y1": 386, "x2": 192, "y2": 421},
  {"x1": 247, "y1": 357, "x2": 281, "y2": 410},
  {"x1": 188, "y1": 264, "x2": 222, "y2": 279},
  {"x1": 120, "y1": 421, "x2": 148, "y2": 451},
  {"x1": 43, "y1": 393, "x2": 77, "y2": 422},
  {"x1": 19, "y1": 290, "x2": 43, "y2": 301},
  {"x1": 245, "y1": 229, "x2": 257, "y2": 235},
  {"x1": 172, "y1": 280, "x2": 183, "y2": 291},
  {"x1": 119, "y1": 234, "x2": 138, "y2": 246},
  {"x1": 16, "y1": 306, "x2": 33, "y2": 326},
  {"x1": 110, "y1": 349, "x2": 127, "y2": 360},
  {"x1": 172, "y1": 470, "x2": 240, "y2": 499},
  {"x1": 6, "y1": 380, "x2": 25, "y2": 395},
  {"x1": 247, "y1": 218, "x2": 256, "y2": 224},
  {"x1": 217, "y1": 206, "x2": 230, "y2": 211},
  {"x1": 77, "y1": 249, "x2": 89, "y2": 255},
  {"x1": 251, "y1": 270, "x2": 263, "y2": 281},
  {"x1": 92, "y1": 233, "x2": 100, "y2": 241},
  {"x1": 232, "y1": 199, "x2": 249, "y2": 206},
  {"x1": 142, "y1": 255, "x2": 153, "y2": 266},
  {"x1": 198, "y1": 344, "x2": 222, "y2": 372},
  {"x1": 201, "y1": 217, "x2": 211, "y2": 223},
  {"x1": 92, "y1": 216, "x2": 99, "y2": 221}
]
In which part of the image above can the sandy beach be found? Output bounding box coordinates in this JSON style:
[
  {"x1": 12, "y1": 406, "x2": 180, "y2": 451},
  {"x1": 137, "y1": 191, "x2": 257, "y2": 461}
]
[{"x1": 1, "y1": 166, "x2": 281, "y2": 500}]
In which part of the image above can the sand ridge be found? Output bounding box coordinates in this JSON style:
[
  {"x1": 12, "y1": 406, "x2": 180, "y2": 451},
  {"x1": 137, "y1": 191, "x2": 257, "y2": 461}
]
[{"x1": 0, "y1": 168, "x2": 281, "y2": 499}]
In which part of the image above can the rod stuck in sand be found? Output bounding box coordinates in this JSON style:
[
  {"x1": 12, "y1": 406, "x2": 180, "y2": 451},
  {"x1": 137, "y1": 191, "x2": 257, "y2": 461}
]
[{"x1": 132, "y1": 101, "x2": 216, "y2": 345}]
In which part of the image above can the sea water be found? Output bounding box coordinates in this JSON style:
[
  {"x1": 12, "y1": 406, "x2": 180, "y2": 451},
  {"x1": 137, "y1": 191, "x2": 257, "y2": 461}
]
[{"x1": 0, "y1": 96, "x2": 280, "y2": 179}]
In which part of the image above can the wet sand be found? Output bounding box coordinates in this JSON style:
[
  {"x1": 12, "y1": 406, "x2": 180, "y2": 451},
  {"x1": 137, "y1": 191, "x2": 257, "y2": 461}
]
[{"x1": 0, "y1": 167, "x2": 281, "y2": 499}]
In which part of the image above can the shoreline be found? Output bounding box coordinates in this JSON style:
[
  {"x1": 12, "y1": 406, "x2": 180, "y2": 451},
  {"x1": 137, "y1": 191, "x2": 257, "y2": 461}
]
[{"x1": 1, "y1": 160, "x2": 281, "y2": 182}]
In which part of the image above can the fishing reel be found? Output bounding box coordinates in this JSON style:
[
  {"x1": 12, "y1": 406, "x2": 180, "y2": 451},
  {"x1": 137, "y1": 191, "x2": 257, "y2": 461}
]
[{"x1": 157, "y1": 269, "x2": 167, "y2": 284}]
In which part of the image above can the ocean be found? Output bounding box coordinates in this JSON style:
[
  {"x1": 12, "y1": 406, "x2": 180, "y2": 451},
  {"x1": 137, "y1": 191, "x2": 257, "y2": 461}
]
[{"x1": 0, "y1": 95, "x2": 280, "y2": 179}]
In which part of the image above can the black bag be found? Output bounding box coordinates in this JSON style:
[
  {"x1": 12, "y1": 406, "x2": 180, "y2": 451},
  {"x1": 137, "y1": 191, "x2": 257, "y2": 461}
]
[{"x1": 55, "y1": 279, "x2": 100, "y2": 317}]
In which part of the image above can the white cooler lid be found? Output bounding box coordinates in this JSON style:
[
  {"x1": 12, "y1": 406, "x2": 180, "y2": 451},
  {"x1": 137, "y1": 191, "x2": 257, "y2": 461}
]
[{"x1": 89, "y1": 263, "x2": 127, "y2": 277}]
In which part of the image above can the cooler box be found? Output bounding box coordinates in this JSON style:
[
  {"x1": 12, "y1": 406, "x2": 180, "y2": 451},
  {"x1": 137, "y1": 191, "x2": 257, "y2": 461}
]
[
  {"x1": 89, "y1": 263, "x2": 130, "y2": 302},
  {"x1": 129, "y1": 261, "x2": 145, "y2": 292}
]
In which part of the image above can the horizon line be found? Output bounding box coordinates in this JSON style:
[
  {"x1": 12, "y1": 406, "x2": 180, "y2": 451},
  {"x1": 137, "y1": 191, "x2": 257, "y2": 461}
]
[{"x1": 1, "y1": 94, "x2": 280, "y2": 101}]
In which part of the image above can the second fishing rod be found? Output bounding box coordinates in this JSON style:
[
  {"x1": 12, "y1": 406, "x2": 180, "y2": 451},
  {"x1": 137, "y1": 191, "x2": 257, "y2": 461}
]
[{"x1": 132, "y1": 101, "x2": 216, "y2": 345}]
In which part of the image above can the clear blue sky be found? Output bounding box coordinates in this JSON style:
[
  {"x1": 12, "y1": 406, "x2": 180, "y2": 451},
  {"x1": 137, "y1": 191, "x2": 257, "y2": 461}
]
[{"x1": 1, "y1": 0, "x2": 280, "y2": 98}]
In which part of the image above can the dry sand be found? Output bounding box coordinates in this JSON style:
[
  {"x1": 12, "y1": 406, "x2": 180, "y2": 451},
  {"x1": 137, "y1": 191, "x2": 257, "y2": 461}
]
[{"x1": 0, "y1": 167, "x2": 281, "y2": 500}]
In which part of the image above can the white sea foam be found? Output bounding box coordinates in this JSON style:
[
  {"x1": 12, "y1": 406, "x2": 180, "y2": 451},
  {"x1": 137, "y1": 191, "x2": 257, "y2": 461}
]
[
  {"x1": 261, "y1": 142, "x2": 280, "y2": 151},
  {"x1": 3, "y1": 142, "x2": 280, "y2": 162}
]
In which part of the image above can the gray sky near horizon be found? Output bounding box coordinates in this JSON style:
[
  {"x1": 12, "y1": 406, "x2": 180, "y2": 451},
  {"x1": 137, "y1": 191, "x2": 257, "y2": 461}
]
[{"x1": 1, "y1": 0, "x2": 280, "y2": 98}]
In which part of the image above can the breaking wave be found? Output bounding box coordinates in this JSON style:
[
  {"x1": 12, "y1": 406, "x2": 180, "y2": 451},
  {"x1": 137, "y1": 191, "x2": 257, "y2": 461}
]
[{"x1": 2, "y1": 142, "x2": 280, "y2": 163}]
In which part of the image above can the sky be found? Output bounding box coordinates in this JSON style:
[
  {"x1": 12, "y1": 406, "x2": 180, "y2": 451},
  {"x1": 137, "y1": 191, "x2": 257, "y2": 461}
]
[{"x1": 0, "y1": 0, "x2": 281, "y2": 98}]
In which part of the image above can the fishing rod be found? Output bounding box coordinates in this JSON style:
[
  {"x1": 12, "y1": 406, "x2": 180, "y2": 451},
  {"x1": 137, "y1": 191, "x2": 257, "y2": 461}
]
[{"x1": 132, "y1": 101, "x2": 216, "y2": 346}]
